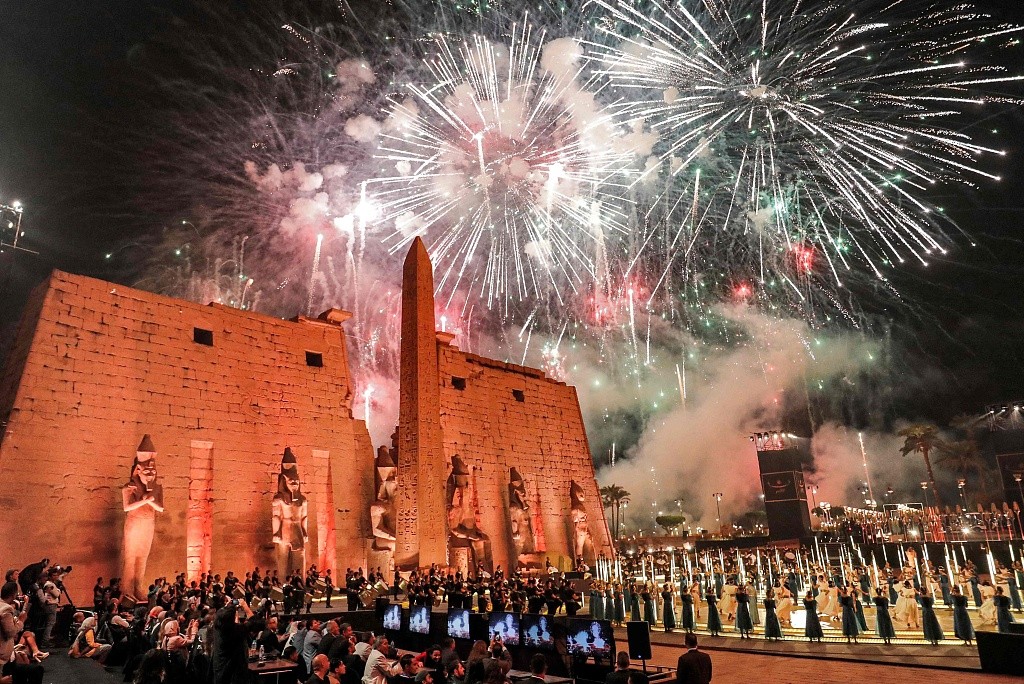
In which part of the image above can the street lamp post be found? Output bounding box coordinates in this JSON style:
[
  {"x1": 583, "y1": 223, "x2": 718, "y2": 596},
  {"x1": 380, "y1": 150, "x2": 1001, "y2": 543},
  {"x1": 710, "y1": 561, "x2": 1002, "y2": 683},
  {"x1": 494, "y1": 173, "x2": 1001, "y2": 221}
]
[{"x1": 713, "y1": 493, "x2": 723, "y2": 535}]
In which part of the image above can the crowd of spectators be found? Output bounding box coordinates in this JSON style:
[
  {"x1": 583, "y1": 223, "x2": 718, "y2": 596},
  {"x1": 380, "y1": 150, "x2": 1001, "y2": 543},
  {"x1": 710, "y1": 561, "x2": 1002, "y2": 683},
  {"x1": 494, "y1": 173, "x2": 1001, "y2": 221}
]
[{"x1": 5, "y1": 559, "x2": 589, "y2": 684}]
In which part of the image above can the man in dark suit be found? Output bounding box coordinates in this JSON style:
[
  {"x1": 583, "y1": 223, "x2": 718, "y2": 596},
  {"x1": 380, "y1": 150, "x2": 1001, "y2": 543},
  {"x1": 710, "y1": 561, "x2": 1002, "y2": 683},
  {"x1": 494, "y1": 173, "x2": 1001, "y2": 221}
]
[
  {"x1": 527, "y1": 653, "x2": 548, "y2": 684},
  {"x1": 605, "y1": 651, "x2": 633, "y2": 684},
  {"x1": 676, "y1": 634, "x2": 712, "y2": 684}
]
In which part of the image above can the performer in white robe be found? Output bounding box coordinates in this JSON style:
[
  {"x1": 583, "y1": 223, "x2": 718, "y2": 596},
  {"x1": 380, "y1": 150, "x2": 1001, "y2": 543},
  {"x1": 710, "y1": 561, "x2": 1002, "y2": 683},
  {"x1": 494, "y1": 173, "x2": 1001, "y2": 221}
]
[
  {"x1": 721, "y1": 579, "x2": 738, "y2": 620},
  {"x1": 897, "y1": 582, "x2": 920, "y2": 629},
  {"x1": 689, "y1": 582, "x2": 703, "y2": 620},
  {"x1": 825, "y1": 583, "x2": 841, "y2": 621},
  {"x1": 775, "y1": 585, "x2": 794, "y2": 627},
  {"x1": 979, "y1": 581, "x2": 998, "y2": 625},
  {"x1": 815, "y1": 576, "x2": 829, "y2": 614}
]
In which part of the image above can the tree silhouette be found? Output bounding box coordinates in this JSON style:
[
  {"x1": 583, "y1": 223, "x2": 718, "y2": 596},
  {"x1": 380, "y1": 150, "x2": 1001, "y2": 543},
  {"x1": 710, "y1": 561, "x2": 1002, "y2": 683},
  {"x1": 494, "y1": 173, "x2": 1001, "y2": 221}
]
[
  {"x1": 655, "y1": 514, "x2": 686, "y2": 536},
  {"x1": 898, "y1": 424, "x2": 943, "y2": 507},
  {"x1": 600, "y1": 484, "x2": 631, "y2": 541}
]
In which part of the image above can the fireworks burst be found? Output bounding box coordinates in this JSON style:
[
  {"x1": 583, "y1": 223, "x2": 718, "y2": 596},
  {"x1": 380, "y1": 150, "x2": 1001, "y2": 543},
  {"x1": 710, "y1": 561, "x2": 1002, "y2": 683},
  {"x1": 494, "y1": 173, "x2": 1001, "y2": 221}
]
[
  {"x1": 119, "y1": 0, "x2": 1024, "y2": 464},
  {"x1": 587, "y1": 0, "x2": 1023, "y2": 319},
  {"x1": 373, "y1": 19, "x2": 639, "y2": 313}
]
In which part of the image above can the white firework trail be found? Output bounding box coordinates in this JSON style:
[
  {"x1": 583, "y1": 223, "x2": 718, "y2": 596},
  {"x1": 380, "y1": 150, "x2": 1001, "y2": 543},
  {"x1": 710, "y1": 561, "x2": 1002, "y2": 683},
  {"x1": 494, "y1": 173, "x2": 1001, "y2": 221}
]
[
  {"x1": 372, "y1": 16, "x2": 636, "y2": 314},
  {"x1": 586, "y1": 0, "x2": 1024, "y2": 309}
]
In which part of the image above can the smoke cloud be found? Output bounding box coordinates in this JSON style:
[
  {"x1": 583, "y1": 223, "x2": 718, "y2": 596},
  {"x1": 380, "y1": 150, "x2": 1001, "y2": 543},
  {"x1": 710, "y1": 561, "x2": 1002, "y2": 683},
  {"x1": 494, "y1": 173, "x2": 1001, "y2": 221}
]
[{"x1": 589, "y1": 307, "x2": 897, "y2": 530}]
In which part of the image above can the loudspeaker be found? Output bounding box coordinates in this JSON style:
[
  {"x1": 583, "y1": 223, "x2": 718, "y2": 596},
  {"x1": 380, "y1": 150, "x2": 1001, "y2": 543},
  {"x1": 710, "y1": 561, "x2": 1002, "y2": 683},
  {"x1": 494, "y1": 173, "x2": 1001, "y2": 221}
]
[
  {"x1": 469, "y1": 612, "x2": 489, "y2": 641},
  {"x1": 374, "y1": 597, "x2": 391, "y2": 620},
  {"x1": 625, "y1": 621, "x2": 651, "y2": 661},
  {"x1": 977, "y1": 631, "x2": 1024, "y2": 675}
]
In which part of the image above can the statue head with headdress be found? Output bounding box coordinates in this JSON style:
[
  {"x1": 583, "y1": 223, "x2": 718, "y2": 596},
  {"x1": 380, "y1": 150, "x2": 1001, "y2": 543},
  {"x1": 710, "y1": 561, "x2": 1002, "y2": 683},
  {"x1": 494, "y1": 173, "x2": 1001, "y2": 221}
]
[
  {"x1": 451, "y1": 455, "x2": 471, "y2": 488},
  {"x1": 276, "y1": 448, "x2": 304, "y2": 504},
  {"x1": 130, "y1": 435, "x2": 159, "y2": 492},
  {"x1": 509, "y1": 468, "x2": 529, "y2": 511},
  {"x1": 570, "y1": 481, "x2": 586, "y2": 508}
]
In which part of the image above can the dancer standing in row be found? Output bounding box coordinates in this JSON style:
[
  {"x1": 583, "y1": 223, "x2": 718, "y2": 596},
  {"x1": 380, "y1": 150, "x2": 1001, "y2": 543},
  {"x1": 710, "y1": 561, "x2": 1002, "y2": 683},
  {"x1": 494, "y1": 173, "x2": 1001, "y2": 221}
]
[
  {"x1": 763, "y1": 592, "x2": 783, "y2": 641},
  {"x1": 705, "y1": 588, "x2": 722, "y2": 637},
  {"x1": 734, "y1": 585, "x2": 753, "y2": 639},
  {"x1": 951, "y1": 586, "x2": 975, "y2": 645},
  {"x1": 873, "y1": 588, "x2": 896, "y2": 645},
  {"x1": 920, "y1": 590, "x2": 944, "y2": 645},
  {"x1": 803, "y1": 591, "x2": 823, "y2": 642},
  {"x1": 995, "y1": 587, "x2": 1016, "y2": 633},
  {"x1": 661, "y1": 583, "x2": 676, "y2": 633},
  {"x1": 840, "y1": 587, "x2": 859, "y2": 644},
  {"x1": 679, "y1": 584, "x2": 695, "y2": 634}
]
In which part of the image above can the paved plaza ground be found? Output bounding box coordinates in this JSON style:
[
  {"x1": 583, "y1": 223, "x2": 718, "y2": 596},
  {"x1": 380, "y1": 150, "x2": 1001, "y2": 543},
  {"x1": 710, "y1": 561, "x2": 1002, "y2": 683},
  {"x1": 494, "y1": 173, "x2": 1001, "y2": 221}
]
[
  {"x1": 35, "y1": 645, "x2": 1022, "y2": 684},
  {"x1": 644, "y1": 643, "x2": 1021, "y2": 683},
  {"x1": 32, "y1": 597, "x2": 1021, "y2": 683}
]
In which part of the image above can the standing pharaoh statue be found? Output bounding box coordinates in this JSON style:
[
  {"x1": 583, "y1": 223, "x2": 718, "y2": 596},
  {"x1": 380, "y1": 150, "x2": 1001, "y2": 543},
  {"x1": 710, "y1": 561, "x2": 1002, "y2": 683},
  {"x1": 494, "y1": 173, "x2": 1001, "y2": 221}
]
[
  {"x1": 371, "y1": 446, "x2": 397, "y2": 551},
  {"x1": 508, "y1": 468, "x2": 536, "y2": 563},
  {"x1": 570, "y1": 481, "x2": 596, "y2": 566},
  {"x1": 272, "y1": 448, "x2": 308, "y2": 578},
  {"x1": 122, "y1": 435, "x2": 165, "y2": 598},
  {"x1": 447, "y1": 455, "x2": 491, "y2": 574}
]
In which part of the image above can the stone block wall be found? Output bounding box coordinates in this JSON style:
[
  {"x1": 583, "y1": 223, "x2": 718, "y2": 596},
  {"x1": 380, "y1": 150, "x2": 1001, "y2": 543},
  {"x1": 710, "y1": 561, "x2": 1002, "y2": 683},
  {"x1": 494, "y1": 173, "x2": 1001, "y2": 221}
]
[
  {"x1": 437, "y1": 343, "x2": 613, "y2": 572},
  {"x1": 0, "y1": 271, "x2": 374, "y2": 598}
]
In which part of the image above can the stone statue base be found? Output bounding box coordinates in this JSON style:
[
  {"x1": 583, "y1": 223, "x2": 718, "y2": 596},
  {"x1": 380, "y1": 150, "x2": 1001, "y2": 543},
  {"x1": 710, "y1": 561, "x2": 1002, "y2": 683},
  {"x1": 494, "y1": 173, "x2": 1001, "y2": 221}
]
[
  {"x1": 450, "y1": 547, "x2": 471, "y2": 577},
  {"x1": 517, "y1": 553, "x2": 544, "y2": 571},
  {"x1": 367, "y1": 547, "x2": 394, "y2": 577}
]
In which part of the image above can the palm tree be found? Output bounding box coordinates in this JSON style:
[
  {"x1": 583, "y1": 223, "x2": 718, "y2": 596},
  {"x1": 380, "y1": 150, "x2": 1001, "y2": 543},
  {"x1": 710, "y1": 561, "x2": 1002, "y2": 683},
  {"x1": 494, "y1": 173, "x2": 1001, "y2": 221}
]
[
  {"x1": 936, "y1": 438, "x2": 983, "y2": 507},
  {"x1": 600, "y1": 484, "x2": 631, "y2": 541},
  {"x1": 898, "y1": 424, "x2": 943, "y2": 507}
]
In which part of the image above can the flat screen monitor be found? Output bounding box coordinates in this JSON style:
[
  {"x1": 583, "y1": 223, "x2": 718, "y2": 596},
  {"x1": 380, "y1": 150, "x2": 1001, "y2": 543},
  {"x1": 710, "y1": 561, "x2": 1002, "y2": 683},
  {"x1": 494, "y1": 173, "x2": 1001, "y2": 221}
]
[
  {"x1": 409, "y1": 605, "x2": 431, "y2": 635},
  {"x1": 383, "y1": 604, "x2": 402, "y2": 632},
  {"x1": 566, "y1": 619, "x2": 612, "y2": 657},
  {"x1": 447, "y1": 608, "x2": 471, "y2": 639},
  {"x1": 487, "y1": 611, "x2": 521, "y2": 646},
  {"x1": 519, "y1": 614, "x2": 554, "y2": 650}
]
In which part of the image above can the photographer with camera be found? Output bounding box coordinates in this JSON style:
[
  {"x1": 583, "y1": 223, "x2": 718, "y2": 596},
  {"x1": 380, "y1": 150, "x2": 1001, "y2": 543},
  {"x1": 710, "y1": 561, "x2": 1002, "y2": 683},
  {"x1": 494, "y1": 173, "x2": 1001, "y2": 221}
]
[
  {"x1": 39, "y1": 569, "x2": 61, "y2": 649},
  {"x1": 483, "y1": 636, "x2": 511, "y2": 676},
  {"x1": 211, "y1": 597, "x2": 253, "y2": 684}
]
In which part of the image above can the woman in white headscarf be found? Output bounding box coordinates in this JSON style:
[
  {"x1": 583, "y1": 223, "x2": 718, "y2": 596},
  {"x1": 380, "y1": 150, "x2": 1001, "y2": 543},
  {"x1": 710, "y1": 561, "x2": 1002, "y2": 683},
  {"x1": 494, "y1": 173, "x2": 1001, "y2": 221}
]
[
  {"x1": 160, "y1": 618, "x2": 198, "y2": 654},
  {"x1": 69, "y1": 616, "x2": 112, "y2": 662}
]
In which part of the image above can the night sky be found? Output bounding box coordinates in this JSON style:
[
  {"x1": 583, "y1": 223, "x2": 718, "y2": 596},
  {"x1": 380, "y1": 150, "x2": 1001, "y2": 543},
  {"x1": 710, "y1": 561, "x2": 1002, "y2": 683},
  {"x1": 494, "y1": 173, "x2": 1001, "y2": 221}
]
[{"x1": 3, "y1": 0, "x2": 1024, "y2": 428}]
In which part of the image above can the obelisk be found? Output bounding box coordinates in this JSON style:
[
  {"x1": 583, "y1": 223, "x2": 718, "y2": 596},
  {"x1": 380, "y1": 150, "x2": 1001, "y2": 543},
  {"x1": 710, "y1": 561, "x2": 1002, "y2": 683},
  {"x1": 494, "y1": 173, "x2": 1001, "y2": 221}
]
[{"x1": 395, "y1": 237, "x2": 448, "y2": 569}]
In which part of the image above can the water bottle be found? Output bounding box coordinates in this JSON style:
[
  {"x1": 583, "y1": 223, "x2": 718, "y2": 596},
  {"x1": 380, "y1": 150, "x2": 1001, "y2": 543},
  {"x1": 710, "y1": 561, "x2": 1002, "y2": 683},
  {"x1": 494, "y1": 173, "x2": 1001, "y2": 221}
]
[
  {"x1": 249, "y1": 640, "x2": 257, "y2": 660},
  {"x1": 258, "y1": 645, "x2": 266, "y2": 663}
]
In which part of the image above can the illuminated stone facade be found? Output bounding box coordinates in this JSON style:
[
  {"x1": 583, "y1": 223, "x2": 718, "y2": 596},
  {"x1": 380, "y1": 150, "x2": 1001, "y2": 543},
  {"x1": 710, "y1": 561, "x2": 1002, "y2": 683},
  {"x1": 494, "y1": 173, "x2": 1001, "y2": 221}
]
[
  {"x1": 0, "y1": 244, "x2": 612, "y2": 598},
  {"x1": 0, "y1": 272, "x2": 373, "y2": 598}
]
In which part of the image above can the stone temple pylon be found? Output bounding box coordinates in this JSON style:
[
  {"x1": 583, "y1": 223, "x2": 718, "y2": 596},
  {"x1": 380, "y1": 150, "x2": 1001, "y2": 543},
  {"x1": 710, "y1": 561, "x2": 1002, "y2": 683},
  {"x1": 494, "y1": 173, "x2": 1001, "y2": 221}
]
[{"x1": 394, "y1": 237, "x2": 448, "y2": 569}]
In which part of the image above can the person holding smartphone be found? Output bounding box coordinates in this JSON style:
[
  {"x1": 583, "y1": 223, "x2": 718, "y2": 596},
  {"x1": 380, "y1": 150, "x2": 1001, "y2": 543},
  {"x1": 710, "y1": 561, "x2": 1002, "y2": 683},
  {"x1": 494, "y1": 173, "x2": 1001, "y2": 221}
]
[{"x1": 212, "y1": 597, "x2": 253, "y2": 684}]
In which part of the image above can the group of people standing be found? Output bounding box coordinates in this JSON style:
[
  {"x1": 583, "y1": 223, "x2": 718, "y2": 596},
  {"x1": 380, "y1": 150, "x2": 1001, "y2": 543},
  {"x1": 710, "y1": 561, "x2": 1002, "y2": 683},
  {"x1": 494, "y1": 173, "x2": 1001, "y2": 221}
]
[{"x1": 585, "y1": 550, "x2": 1022, "y2": 647}]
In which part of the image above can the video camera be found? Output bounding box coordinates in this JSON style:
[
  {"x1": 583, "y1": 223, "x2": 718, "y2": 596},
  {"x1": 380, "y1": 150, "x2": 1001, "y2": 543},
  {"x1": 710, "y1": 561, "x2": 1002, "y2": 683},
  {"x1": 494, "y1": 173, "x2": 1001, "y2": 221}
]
[{"x1": 50, "y1": 565, "x2": 73, "y2": 588}]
